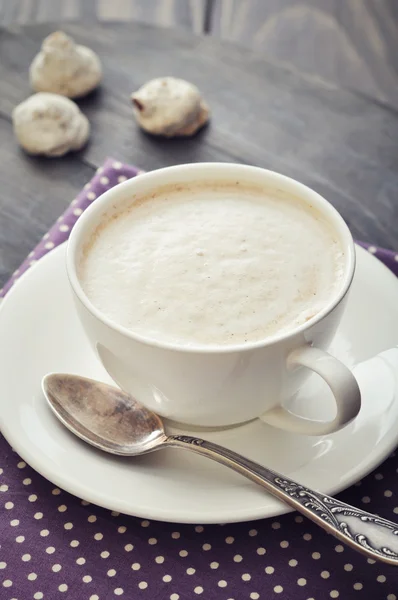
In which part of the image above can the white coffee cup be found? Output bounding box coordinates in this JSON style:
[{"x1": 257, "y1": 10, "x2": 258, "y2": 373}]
[{"x1": 67, "y1": 163, "x2": 361, "y2": 434}]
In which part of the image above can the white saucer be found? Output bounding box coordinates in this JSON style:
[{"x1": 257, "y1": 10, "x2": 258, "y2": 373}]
[{"x1": 1, "y1": 244, "x2": 398, "y2": 524}]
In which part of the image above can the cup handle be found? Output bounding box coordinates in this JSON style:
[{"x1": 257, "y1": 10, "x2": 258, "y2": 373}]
[{"x1": 261, "y1": 345, "x2": 361, "y2": 435}]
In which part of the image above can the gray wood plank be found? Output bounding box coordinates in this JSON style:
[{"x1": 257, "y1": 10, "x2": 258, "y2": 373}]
[
  {"x1": 0, "y1": 0, "x2": 207, "y2": 32},
  {"x1": 0, "y1": 0, "x2": 20, "y2": 22},
  {"x1": 36, "y1": 0, "x2": 81, "y2": 21},
  {"x1": 0, "y1": 115, "x2": 95, "y2": 283},
  {"x1": 211, "y1": 0, "x2": 398, "y2": 109},
  {"x1": 0, "y1": 20, "x2": 398, "y2": 285},
  {"x1": 97, "y1": 0, "x2": 206, "y2": 33},
  {"x1": 15, "y1": 0, "x2": 39, "y2": 23}
]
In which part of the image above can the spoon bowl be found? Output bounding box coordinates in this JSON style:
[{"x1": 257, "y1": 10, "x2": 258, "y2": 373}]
[{"x1": 43, "y1": 373, "x2": 166, "y2": 455}]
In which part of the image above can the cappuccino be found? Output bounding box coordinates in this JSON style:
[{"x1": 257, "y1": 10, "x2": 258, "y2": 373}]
[{"x1": 79, "y1": 182, "x2": 345, "y2": 346}]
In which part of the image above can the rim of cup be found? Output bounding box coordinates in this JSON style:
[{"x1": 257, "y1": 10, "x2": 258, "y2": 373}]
[{"x1": 66, "y1": 162, "x2": 356, "y2": 354}]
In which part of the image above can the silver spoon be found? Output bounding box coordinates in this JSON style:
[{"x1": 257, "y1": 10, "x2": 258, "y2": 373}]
[{"x1": 42, "y1": 372, "x2": 398, "y2": 565}]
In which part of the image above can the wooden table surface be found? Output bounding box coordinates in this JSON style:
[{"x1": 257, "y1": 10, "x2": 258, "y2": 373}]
[
  {"x1": 0, "y1": 20, "x2": 397, "y2": 286},
  {"x1": 2, "y1": 1, "x2": 398, "y2": 109}
]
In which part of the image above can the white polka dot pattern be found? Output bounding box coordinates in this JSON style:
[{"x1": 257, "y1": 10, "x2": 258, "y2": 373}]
[{"x1": 4, "y1": 456, "x2": 397, "y2": 600}]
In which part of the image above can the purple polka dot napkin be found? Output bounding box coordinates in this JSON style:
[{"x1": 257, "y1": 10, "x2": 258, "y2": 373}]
[{"x1": 1, "y1": 157, "x2": 398, "y2": 599}]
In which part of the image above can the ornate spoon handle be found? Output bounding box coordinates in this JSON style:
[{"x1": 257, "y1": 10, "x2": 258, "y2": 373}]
[{"x1": 166, "y1": 435, "x2": 398, "y2": 565}]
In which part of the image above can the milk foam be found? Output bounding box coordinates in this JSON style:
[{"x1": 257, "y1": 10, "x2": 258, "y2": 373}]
[{"x1": 79, "y1": 184, "x2": 345, "y2": 346}]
